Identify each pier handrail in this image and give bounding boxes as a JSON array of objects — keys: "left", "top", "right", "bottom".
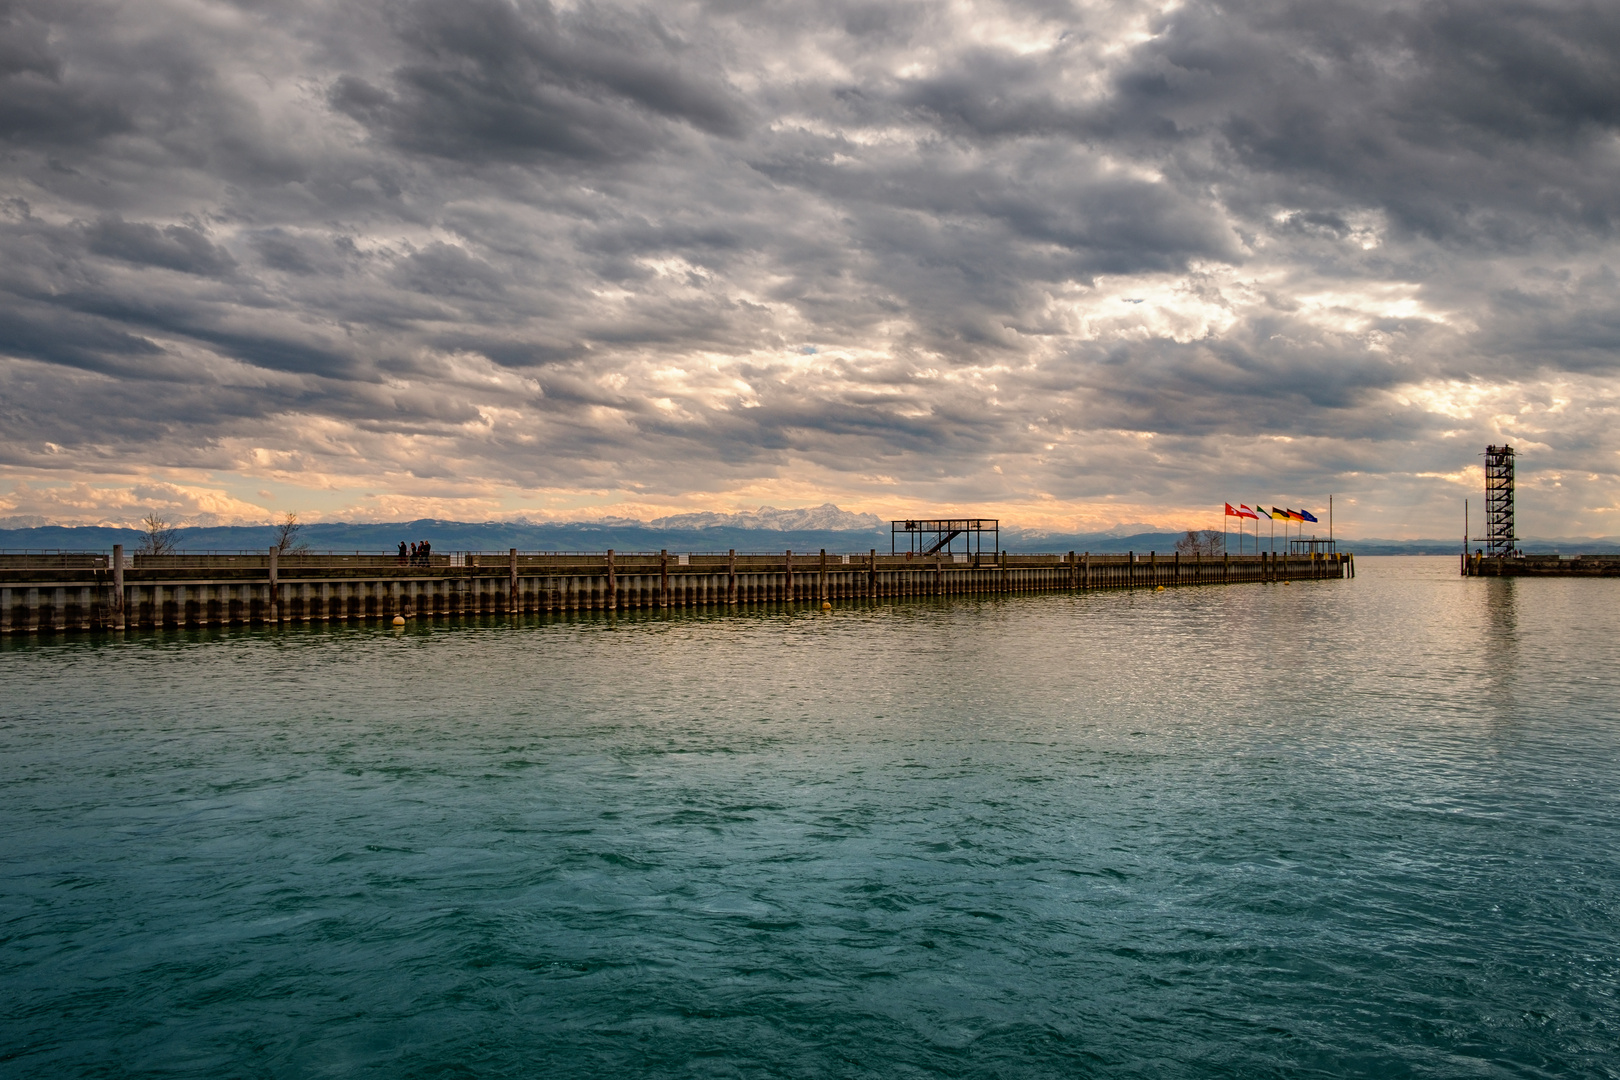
[
  {"left": 0, "top": 551, "right": 112, "bottom": 568},
  {"left": 0, "top": 548, "right": 1307, "bottom": 559},
  {"left": 0, "top": 548, "right": 1326, "bottom": 573}
]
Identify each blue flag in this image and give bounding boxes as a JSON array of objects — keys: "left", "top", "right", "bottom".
[{"left": 1300, "top": 509, "right": 1319, "bottom": 523}]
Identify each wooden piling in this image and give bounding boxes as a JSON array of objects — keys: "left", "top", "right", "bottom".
[
  {"left": 111, "top": 545, "right": 125, "bottom": 631},
  {"left": 267, "top": 545, "right": 279, "bottom": 623},
  {"left": 510, "top": 548, "right": 520, "bottom": 613}
]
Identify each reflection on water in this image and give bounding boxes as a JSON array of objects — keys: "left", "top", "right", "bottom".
[
  {"left": 1482, "top": 575, "right": 1519, "bottom": 641},
  {"left": 1, "top": 557, "right": 1618, "bottom": 1078},
  {"left": 1481, "top": 577, "right": 1520, "bottom": 719}
]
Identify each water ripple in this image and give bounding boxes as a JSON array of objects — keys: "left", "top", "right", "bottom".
[{"left": 1, "top": 559, "right": 1618, "bottom": 1077}]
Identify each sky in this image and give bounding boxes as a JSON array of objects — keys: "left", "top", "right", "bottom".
[{"left": 2, "top": 0, "right": 1619, "bottom": 538}]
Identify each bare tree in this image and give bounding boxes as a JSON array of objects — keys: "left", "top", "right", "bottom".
[
  {"left": 136, "top": 511, "right": 180, "bottom": 555},
  {"left": 273, "top": 511, "right": 310, "bottom": 555},
  {"left": 1174, "top": 529, "right": 1226, "bottom": 557}
]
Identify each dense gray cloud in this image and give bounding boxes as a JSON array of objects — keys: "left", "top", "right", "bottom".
[{"left": 2, "top": 0, "right": 1619, "bottom": 534}]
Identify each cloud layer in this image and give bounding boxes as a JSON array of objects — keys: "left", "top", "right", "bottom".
[{"left": 3, "top": 0, "right": 1620, "bottom": 536}]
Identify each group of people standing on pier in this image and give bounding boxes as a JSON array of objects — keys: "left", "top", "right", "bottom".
[{"left": 398, "top": 540, "right": 433, "bottom": 566}]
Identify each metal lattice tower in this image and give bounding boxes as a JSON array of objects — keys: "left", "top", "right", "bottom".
[{"left": 1483, "top": 445, "right": 1516, "bottom": 556}]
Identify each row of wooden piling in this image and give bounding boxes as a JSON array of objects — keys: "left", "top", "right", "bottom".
[{"left": 0, "top": 546, "right": 1354, "bottom": 633}]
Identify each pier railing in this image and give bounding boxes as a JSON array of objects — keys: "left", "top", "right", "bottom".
[{"left": 3, "top": 553, "right": 1328, "bottom": 579}]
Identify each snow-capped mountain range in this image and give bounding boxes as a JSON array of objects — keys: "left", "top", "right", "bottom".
[{"left": 645, "top": 504, "right": 885, "bottom": 532}]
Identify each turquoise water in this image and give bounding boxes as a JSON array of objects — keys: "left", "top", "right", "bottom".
[{"left": 1, "top": 556, "right": 1616, "bottom": 1078}]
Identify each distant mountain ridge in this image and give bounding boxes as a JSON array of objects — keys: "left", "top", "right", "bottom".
[{"left": 4, "top": 504, "right": 1618, "bottom": 555}]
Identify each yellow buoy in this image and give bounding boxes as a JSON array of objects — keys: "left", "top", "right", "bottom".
[
  {"left": 392, "top": 614, "right": 406, "bottom": 625},
  {"left": 1156, "top": 585, "right": 1165, "bottom": 591},
  {"left": 821, "top": 601, "right": 832, "bottom": 611},
  {"left": 1282, "top": 581, "right": 1291, "bottom": 586}
]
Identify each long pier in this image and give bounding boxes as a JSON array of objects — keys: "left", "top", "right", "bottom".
[{"left": 1, "top": 547, "right": 1354, "bottom": 634}]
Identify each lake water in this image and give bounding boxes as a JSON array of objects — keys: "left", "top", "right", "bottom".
[{"left": 2, "top": 556, "right": 1617, "bottom": 1078}]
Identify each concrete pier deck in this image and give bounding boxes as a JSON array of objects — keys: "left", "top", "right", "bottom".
[
  {"left": 1462, "top": 552, "right": 1620, "bottom": 576},
  {"left": 1, "top": 547, "right": 1354, "bottom": 634}
]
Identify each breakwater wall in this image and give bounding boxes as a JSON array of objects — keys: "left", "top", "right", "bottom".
[
  {"left": 1462, "top": 553, "right": 1620, "bottom": 576},
  {"left": 2, "top": 547, "right": 1354, "bottom": 634}
]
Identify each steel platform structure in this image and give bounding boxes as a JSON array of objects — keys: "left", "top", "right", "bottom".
[{"left": 891, "top": 518, "right": 998, "bottom": 559}]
